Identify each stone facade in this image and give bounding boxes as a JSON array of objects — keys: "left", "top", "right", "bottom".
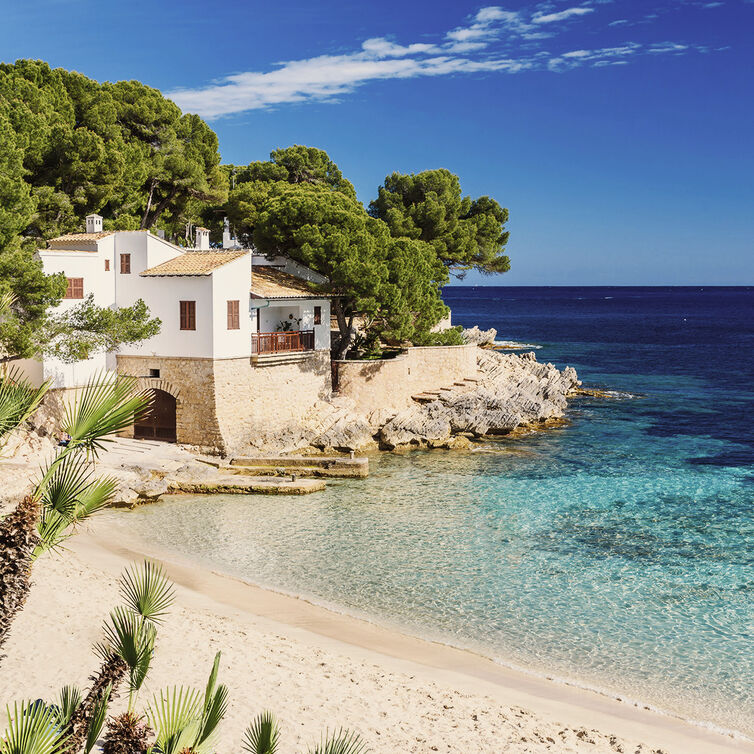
[
  {"left": 117, "top": 351, "right": 331, "bottom": 454},
  {"left": 333, "top": 344, "right": 479, "bottom": 417}
]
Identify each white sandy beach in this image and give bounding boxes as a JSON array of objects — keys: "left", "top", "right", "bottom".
[{"left": 1, "top": 518, "right": 752, "bottom": 754}]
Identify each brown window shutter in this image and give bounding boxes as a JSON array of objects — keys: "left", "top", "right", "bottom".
[
  {"left": 180, "top": 300, "right": 196, "bottom": 330},
  {"left": 64, "top": 277, "right": 84, "bottom": 299},
  {"left": 120, "top": 253, "right": 131, "bottom": 274},
  {"left": 227, "top": 300, "right": 240, "bottom": 330},
  {"left": 104, "top": 259, "right": 110, "bottom": 271}
]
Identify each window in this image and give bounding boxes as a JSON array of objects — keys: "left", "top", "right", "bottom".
[
  {"left": 227, "top": 300, "right": 240, "bottom": 330},
  {"left": 120, "top": 253, "right": 131, "bottom": 274},
  {"left": 313, "top": 305, "right": 322, "bottom": 325},
  {"left": 64, "top": 277, "right": 84, "bottom": 299},
  {"left": 104, "top": 259, "right": 110, "bottom": 271},
  {"left": 148, "top": 368, "right": 160, "bottom": 378},
  {"left": 179, "top": 300, "right": 196, "bottom": 331}
]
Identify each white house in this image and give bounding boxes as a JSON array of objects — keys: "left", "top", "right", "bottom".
[{"left": 22, "top": 215, "right": 333, "bottom": 452}]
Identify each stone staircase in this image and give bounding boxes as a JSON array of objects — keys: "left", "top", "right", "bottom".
[{"left": 411, "top": 376, "right": 480, "bottom": 404}]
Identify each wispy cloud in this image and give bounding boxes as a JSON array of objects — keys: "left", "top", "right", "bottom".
[{"left": 169, "top": 4, "right": 721, "bottom": 118}]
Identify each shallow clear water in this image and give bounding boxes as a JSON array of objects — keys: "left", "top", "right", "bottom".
[{"left": 110, "top": 287, "right": 754, "bottom": 738}]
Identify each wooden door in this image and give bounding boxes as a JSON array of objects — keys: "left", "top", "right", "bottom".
[{"left": 134, "top": 389, "right": 177, "bottom": 442}]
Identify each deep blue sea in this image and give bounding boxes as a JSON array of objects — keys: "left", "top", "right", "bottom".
[{"left": 111, "top": 287, "right": 754, "bottom": 738}]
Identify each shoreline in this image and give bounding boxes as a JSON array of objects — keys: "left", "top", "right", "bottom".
[{"left": 63, "top": 518, "right": 754, "bottom": 754}]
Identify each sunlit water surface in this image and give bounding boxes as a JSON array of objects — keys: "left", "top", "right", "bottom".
[{"left": 108, "top": 287, "right": 754, "bottom": 738}]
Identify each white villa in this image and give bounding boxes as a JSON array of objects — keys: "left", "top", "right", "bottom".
[{"left": 19, "top": 214, "right": 333, "bottom": 452}]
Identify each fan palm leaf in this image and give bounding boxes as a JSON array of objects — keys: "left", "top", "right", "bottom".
[
  {"left": 50, "top": 687, "right": 82, "bottom": 729},
  {"left": 145, "top": 687, "right": 202, "bottom": 754},
  {"left": 242, "top": 712, "right": 280, "bottom": 754},
  {"left": 119, "top": 561, "right": 176, "bottom": 625},
  {"left": 96, "top": 608, "right": 156, "bottom": 707},
  {"left": 193, "top": 652, "right": 228, "bottom": 752},
  {"left": 61, "top": 372, "right": 151, "bottom": 458},
  {"left": 83, "top": 684, "right": 111, "bottom": 754},
  {"left": 0, "top": 367, "right": 50, "bottom": 449},
  {"left": 0, "top": 701, "right": 68, "bottom": 754},
  {"left": 308, "top": 730, "right": 369, "bottom": 754}
]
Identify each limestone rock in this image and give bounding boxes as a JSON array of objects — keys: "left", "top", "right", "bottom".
[
  {"left": 132, "top": 477, "right": 169, "bottom": 500},
  {"left": 461, "top": 326, "right": 498, "bottom": 346}
]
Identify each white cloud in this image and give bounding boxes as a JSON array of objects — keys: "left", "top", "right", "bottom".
[
  {"left": 532, "top": 7, "right": 594, "bottom": 24},
  {"left": 167, "top": 4, "right": 719, "bottom": 118}
]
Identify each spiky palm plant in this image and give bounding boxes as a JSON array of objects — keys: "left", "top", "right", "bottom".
[
  {"left": 119, "top": 562, "right": 176, "bottom": 626},
  {"left": 145, "top": 653, "right": 228, "bottom": 754},
  {"left": 0, "top": 372, "right": 151, "bottom": 656},
  {"left": 101, "top": 713, "right": 152, "bottom": 754},
  {"left": 0, "top": 367, "right": 50, "bottom": 451},
  {"left": 242, "top": 712, "right": 280, "bottom": 754},
  {"left": 0, "top": 701, "right": 68, "bottom": 754},
  {"left": 308, "top": 730, "right": 369, "bottom": 754}
]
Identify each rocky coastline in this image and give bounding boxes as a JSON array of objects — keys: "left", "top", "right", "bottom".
[{"left": 1, "top": 329, "right": 580, "bottom": 508}]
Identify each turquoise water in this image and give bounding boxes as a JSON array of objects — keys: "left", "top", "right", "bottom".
[{"left": 111, "top": 288, "right": 754, "bottom": 738}]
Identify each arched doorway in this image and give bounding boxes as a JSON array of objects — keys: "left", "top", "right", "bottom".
[{"left": 134, "top": 389, "right": 177, "bottom": 442}]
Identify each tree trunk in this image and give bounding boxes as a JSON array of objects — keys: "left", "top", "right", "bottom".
[
  {"left": 67, "top": 655, "right": 128, "bottom": 754},
  {"left": 101, "top": 712, "right": 152, "bottom": 754},
  {"left": 0, "top": 495, "right": 41, "bottom": 659},
  {"left": 333, "top": 300, "right": 354, "bottom": 361},
  {"left": 140, "top": 180, "right": 157, "bottom": 230},
  {"left": 143, "top": 187, "right": 178, "bottom": 230}
]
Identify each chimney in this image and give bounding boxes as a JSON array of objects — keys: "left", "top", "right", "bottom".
[
  {"left": 86, "top": 214, "right": 103, "bottom": 234},
  {"left": 222, "top": 217, "right": 233, "bottom": 249},
  {"left": 195, "top": 227, "right": 210, "bottom": 250}
]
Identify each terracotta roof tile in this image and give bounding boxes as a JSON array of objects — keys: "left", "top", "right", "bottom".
[
  {"left": 251, "top": 266, "right": 328, "bottom": 299},
  {"left": 48, "top": 232, "right": 115, "bottom": 243},
  {"left": 141, "top": 251, "right": 248, "bottom": 276}
]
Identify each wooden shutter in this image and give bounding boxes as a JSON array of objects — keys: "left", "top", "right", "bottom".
[
  {"left": 314, "top": 305, "right": 322, "bottom": 325},
  {"left": 227, "top": 300, "right": 240, "bottom": 330},
  {"left": 64, "top": 277, "right": 84, "bottom": 299},
  {"left": 180, "top": 300, "right": 196, "bottom": 330},
  {"left": 104, "top": 259, "right": 110, "bottom": 271},
  {"left": 120, "top": 253, "right": 131, "bottom": 274}
]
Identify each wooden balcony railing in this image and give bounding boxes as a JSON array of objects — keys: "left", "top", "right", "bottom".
[{"left": 252, "top": 330, "right": 315, "bottom": 355}]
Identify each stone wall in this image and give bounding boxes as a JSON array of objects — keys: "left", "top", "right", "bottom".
[
  {"left": 334, "top": 344, "right": 479, "bottom": 417},
  {"left": 117, "top": 351, "right": 331, "bottom": 454}
]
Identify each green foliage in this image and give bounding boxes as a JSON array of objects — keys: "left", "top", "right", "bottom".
[
  {"left": 46, "top": 296, "right": 161, "bottom": 363},
  {"left": 0, "top": 367, "right": 50, "bottom": 449},
  {"left": 369, "top": 168, "right": 510, "bottom": 274},
  {"left": 60, "top": 372, "right": 151, "bottom": 457},
  {"left": 0, "top": 60, "right": 225, "bottom": 245},
  {"left": 411, "top": 325, "right": 465, "bottom": 347},
  {"left": 242, "top": 712, "right": 280, "bottom": 754},
  {"left": 50, "top": 687, "right": 82, "bottom": 730},
  {"left": 84, "top": 684, "right": 111, "bottom": 754},
  {"left": 146, "top": 654, "right": 228, "bottom": 754},
  {"left": 0, "top": 702, "right": 68, "bottom": 754},
  {"left": 119, "top": 561, "right": 176, "bottom": 626},
  {"left": 309, "top": 730, "right": 369, "bottom": 754}
]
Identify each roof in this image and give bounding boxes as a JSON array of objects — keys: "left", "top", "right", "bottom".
[
  {"left": 48, "top": 232, "right": 115, "bottom": 243},
  {"left": 251, "top": 266, "right": 328, "bottom": 299},
  {"left": 140, "top": 251, "right": 248, "bottom": 277},
  {"left": 40, "top": 248, "right": 98, "bottom": 254}
]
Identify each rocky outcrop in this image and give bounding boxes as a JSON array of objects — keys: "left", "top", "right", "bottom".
[
  {"left": 379, "top": 350, "right": 579, "bottom": 450},
  {"left": 461, "top": 326, "right": 498, "bottom": 346}
]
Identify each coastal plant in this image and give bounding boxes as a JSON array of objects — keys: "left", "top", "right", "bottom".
[
  {"left": 0, "top": 701, "right": 68, "bottom": 754},
  {"left": 145, "top": 652, "right": 228, "bottom": 754},
  {"left": 0, "top": 372, "right": 151, "bottom": 655},
  {"left": 242, "top": 711, "right": 280, "bottom": 754},
  {"left": 0, "top": 367, "right": 50, "bottom": 451},
  {"left": 101, "top": 712, "right": 152, "bottom": 754},
  {"left": 308, "top": 730, "right": 369, "bottom": 754}
]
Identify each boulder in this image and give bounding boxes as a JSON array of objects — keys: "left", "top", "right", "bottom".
[{"left": 461, "top": 326, "right": 498, "bottom": 346}]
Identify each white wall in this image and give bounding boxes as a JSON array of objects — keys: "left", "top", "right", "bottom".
[
  {"left": 254, "top": 298, "right": 330, "bottom": 350},
  {"left": 211, "top": 254, "right": 252, "bottom": 359}
]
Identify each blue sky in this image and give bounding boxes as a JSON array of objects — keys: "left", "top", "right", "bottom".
[{"left": 2, "top": 0, "right": 752, "bottom": 284}]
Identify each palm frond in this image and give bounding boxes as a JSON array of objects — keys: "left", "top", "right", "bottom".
[
  {"left": 145, "top": 687, "right": 202, "bottom": 754},
  {"left": 193, "top": 652, "right": 228, "bottom": 752},
  {"left": 0, "top": 701, "right": 68, "bottom": 754},
  {"left": 50, "top": 687, "right": 81, "bottom": 728},
  {"left": 0, "top": 290, "right": 15, "bottom": 317},
  {"left": 309, "top": 730, "right": 369, "bottom": 754},
  {"left": 62, "top": 372, "right": 151, "bottom": 457},
  {"left": 96, "top": 607, "right": 156, "bottom": 704},
  {"left": 119, "top": 561, "right": 176, "bottom": 625},
  {"left": 83, "top": 683, "right": 111, "bottom": 754},
  {"left": 242, "top": 712, "right": 280, "bottom": 754},
  {"left": 34, "top": 454, "right": 118, "bottom": 556},
  {"left": 0, "top": 368, "right": 50, "bottom": 449}
]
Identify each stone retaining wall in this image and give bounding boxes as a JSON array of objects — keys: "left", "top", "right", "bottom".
[
  {"left": 334, "top": 344, "right": 479, "bottom": 417},
  {"left": 117, "top": 351, "right": 331, "bottom": 453}
]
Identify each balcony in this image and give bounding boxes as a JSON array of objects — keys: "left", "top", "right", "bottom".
[{"left": 252, "top": 329, "right": 315, "bottom": 355}]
